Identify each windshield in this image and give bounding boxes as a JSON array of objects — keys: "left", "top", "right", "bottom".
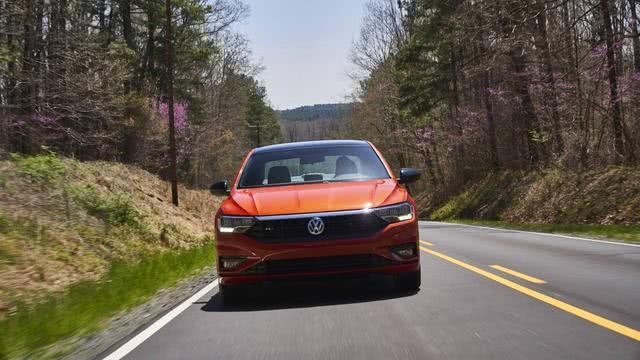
[{"left": 237, "top": 145, "right": 390, "bottom": 188}]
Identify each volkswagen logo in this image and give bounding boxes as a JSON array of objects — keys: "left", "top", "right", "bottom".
[{"left": 307, "top": 217, "right": 325, "bottom": 235}]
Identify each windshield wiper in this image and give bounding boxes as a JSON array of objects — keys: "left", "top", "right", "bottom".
[{"left": 238, "top": 178, "right": 380, "bottom": 189}]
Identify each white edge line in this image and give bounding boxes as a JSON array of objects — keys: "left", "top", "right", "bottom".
[
  {"left": 103, "top": 279, "right": 219, "bottom": 360},
  {"left": 421, "top": 221, "right": 640, "bottom": 248}
]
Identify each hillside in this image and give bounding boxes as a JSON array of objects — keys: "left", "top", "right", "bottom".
[
  {"left": 277, "top": 103, "right": 352, "bottom": 122},
  {"left": 0, "top": 154, "right": 220, "bottom": 358},
  {"left": 417, "top": 167, "right": 640, "bottom": 241},
  {"left": 277, "top": 103, "right": 353, "bottom": 142}
]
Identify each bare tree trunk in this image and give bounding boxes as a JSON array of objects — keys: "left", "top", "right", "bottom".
[
  {"left": 509, "top": 47, "right": 546, "bottom": 167},
  {"left": 600, "top": 0, "right": 626, "bottom": 164},
  {"left": 628, "top": 0, "right": 640, "bottom": 162},
  {"left": 34, "top": 0, "right": 44, "bottom": 110},
  {"left": 142, "top": 10, "right": 157, "bottom": 84},
  {"left": 449, "top": 48, "right": 466, "bottom": 183},
  {"left": 21, "top": 0, "right": 35, "bottom": 112},
  {"left": 105, "top": 1, "right": 114, "bottom": 45},
  {"left": 612, "top": 0, "right": 625, "bottom": 76},
  {"left": 481, "top": 71, "right": 499, "bottom": 170},
  {"left": 0, "top": 0, "right": 10, "bottom": 150},
  {"left": 562, "top": 0, "right": 576, "bottom": 77},
  {"left": 4, "top": 0, "right": 17, "bottom": 107},
  {"left": 534, "top": 1, "right": 564, "bottom": 157},
  {"left": 165, "top": 0, "right": 179, "bottom": 206},
  {"left": 419, "top": 144, "right": 438, "bottom": 186},
  {"left": 120, "top": 0, "right": 135, "bottom": 50},
  {"left": 630, "top": 0, "right": 640, "bottom": 72},
  {"left": 498, "top": 0, "right": 546, "bottom": 167},
  {"left": 98, "top": 0, "right": 106, "bottom": 30},
  {"left": 430, "top": 133, "right": 443, "bottom": 185},
  {"left": 569, "top": 0, "right": 589, "bottom": 169},
  {"left": 474, "top": 13, "right": 499, "bottom": 170}
]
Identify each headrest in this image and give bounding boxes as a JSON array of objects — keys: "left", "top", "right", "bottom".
[
  {"left": 335, "top": 156, "right": 357, "bottom": 176},
  {"left": 267, "top": 166, "right": 291, "bottom": 184}
]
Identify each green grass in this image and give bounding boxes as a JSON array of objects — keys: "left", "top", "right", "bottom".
[
  {"left": 428, "top": 171, "right": 519, "bottom": 221},
  {"left": 10, "top": 153, "right": 67, "bottom": 185},
  {"left": 70, "top": 184, "right": 144, "bottom": 228},
  {"left": 445, "top": 219, "right": 640, "bottom": 244},
  {"left": 0, "top": 243, "right": 216, "bottom": 359}
]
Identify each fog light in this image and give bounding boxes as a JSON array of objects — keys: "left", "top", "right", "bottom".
[
  {"left": 392, "top": 243, "right": 417, "bottom": 258},
  {"left": 220, "top": 257, "right": 245, "bottom": 270}
]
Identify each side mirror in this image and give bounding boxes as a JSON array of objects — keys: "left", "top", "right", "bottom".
[
  {"left": 209, "top": 180, "right": 229, "bottom": 195},
  {"left": 398, "top": 168, "right": 420, "bottom": 185}
]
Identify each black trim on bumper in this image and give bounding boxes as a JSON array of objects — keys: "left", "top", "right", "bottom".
[{"left": 240, "top": 254, "right": 396, "bottom": 275}]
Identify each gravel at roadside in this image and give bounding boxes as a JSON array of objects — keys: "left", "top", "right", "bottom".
[{"left": 49, "top": 270, "right": 217, "bottom": 360}]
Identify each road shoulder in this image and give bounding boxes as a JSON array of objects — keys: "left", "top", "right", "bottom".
[{"left": 56, "top": 271, "right": 217, "bottom": 360}]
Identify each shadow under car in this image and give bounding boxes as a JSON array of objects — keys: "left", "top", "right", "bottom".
[{"left": 199, "top": 274, "right": 419, "bottom": 312}]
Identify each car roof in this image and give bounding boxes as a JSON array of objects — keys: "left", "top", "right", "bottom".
[{"left": 252, "top": 140, "right": 370, "bottom": 154}]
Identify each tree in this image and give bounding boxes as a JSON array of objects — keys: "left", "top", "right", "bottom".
[
  {"left": 630, "top": 0, "right": 640, "bottom": 72},
  {"left": 0, "top": 0, "right": 270, "bottom": 191},
  {"left": 165, "top": 0, "right": 178, "bottom": 205},
  {"left": 600, "top": 0, "right": 626, "bottom": 164},
  {"left": 533, "top": 0, "right": 564, "bottom": 156},
  {"left": 348, "top": 0, "right": 639, "bottom": 204},
  {"left": 351, "top": 0, "right": 406, "bottom": 75},
  {"left": 246, "top": 79, "right": 281, "bottom": 148}
]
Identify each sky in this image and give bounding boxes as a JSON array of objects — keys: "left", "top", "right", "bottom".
[{"left": 236, "top": 0, "right": 368, "bottom": 110}]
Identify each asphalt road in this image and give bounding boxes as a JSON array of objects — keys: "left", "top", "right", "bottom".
[{"left": 119, "top": 222, "right": 640, "bottom": 360}]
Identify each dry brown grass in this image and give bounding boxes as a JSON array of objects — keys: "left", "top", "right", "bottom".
[
  {"left": 424, "top": 166, "right": 640, "bottom": 225},
  {"left": 502, "top": 167, "right": 640, "bottom": 224},
  {"left": 74, "top": 161, "right": 218, "bottom": 241},
  {"left": 0, "top": 156, "right": 221, "bottom": 316}
]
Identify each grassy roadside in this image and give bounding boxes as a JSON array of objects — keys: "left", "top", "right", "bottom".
[
  {"left": 443, "top": 219, "right": 640, "bottom": 244},
  {"left": 0, "top": 243, "right": 216, "bottom": 359},
  {"left": 0, "top": 153, "right": 221, "bottom": 359}
]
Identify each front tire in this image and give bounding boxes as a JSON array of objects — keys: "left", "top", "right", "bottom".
[{"left": 395, "top": 269, "right": 421, "bottom": 292}]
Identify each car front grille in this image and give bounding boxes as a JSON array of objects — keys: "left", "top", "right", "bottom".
[
  {"left": 245, "top": 212, "right": 387, "bottom": 243},
  {"left": 241, "top": 254, "right": 394, "bottom": 275}
]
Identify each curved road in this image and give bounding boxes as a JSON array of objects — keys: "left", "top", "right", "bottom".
[{"left": 109, "top": 222, "right": 640, "bottom": 359}]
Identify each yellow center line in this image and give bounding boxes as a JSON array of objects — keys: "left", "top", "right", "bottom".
[
  {"left": 490, "top": 265, "right": 547, "bottom": 284},
  {"left": 419, "top": 240, "right": 434, "bottom": 246},
  {"left": 419, "top": 246, "right": 640, "bottom": 342}
]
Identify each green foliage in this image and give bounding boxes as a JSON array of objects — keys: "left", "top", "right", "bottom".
[
  {"left": 430, "top": 172, "right": 518, "bottom": 220},
  {"left": 529, "top": 129, "right": 551, "bottom": 144},
  {"left": 0, "top": 212, "right": 9, "bottom": 234},
  {"left": 0, "top": 46, "right": 14, "bottom": 65},
  {"left": 0, "top": 243, "right": 216, "bottom": 359},
  {"left": 107, "top": 40, "right": 138, "bottom": 66},
  {"left": 0, "top": 213, "right": 43, "bottom": 243},
  {"left": 246, "top": 78, "right": 282, "bottom": 146},
  {"left": 11, "top": 153, "right": 67, "bottom": 185},
  {"left": 70, "top": 185, "right": 144, "bottom": 228},
  {"left": 430, "top": 190, "right": 474, "bottom": 220},
  {"left": 395, "top": 1, "right": 460, "bottom": 118},
  {"left": 0, "top": 214, "right": 20, "bottom": 265}
]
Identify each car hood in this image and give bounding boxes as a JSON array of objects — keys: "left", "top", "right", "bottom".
[{"left": 228, "top": 179, "right": 406, "bottom": 216}]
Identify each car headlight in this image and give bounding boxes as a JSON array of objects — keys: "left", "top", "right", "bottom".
[
  {"left": 372, "top": 202, "right": 414, "bottom": 223},
  {"left": 217, "top": 216, "right": 255, "bottom": 233}
]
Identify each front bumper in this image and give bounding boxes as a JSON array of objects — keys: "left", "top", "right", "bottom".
[{"left": 215, "top": 216, "right": 419, "bottom": 285}]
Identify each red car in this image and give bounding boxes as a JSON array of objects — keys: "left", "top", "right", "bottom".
[{"left": 210, "top": 140, "right": 421, "bottom": 301}]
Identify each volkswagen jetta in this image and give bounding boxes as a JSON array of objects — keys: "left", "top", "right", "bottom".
[{"left": 210, "top": 140, "right": 421, "bottom": 301}]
